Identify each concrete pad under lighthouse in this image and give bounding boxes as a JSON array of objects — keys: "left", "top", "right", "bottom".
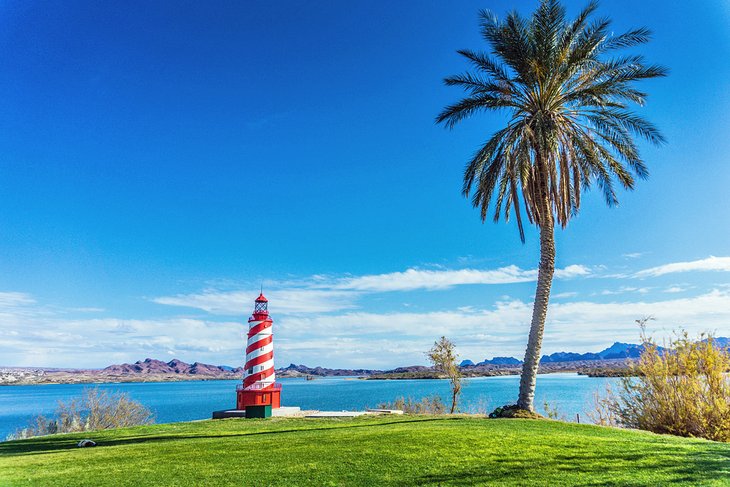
[{"left": 212, "top": 407, "right": 303, "bottom": 419}]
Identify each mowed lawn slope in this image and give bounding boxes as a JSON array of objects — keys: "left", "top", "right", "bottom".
[{"left": 1, "top": 416, "right": 729, "bottom": 486}]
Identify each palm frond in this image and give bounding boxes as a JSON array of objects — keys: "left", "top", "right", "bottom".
[
  {"left": 603, "top": 27, "right": 653, "bottom": 50},
  {"left": 435, "top": 94, "right": 513, "bottom": 129},
  {"left": 438, "top": 0, "right": 666, "bottom": 238}
]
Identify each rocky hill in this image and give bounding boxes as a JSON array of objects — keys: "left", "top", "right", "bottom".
[
  {"left": 461, "top": 340, "right": 693, "bottom": 366},
  {"left": 1, "top": 359, "right": 245, "bottom": 385},
  {"left": 277, "top": 363, "right": 383, "bottom": 377},
  {"left": 101, "top": 358, "right": 241, "bottom": 377},
  {"left": 480, "top": 356, "right": 522, "bottom": 365}
]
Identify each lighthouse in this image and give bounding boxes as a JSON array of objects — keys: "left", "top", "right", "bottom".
[{"left": 236, "top": 293, "right": 281, "bottom": 418}]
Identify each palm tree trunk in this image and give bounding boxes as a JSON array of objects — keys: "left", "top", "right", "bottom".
[{"left": 517, "top": 168, "right": 556, "bottom": 412}]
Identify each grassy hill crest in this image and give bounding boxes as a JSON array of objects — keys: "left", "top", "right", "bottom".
[{"left": 2, "top": 415, "right": 728, "bottom": 486}]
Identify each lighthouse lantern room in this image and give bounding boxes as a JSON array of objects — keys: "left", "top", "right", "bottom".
[{"left": 236, "top": 293, "right": 281, "bottom": 418}]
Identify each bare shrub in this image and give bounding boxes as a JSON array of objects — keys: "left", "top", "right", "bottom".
[
  {"left": 378, "top": 395, "right": 447, "bottom": 414},
  {"left": 594, "top": 325, "right": 730, "bottom": 442},
  {"left": 464, "top": 396, "right": 491, "bottom": 415},
  {"left": 542, "top": 400, "right": 566, "bottom": 421},
  {"left": 9, "top": 388, "right": 154, "bottom": 440},
  {"left": 427, "top": 336, "right": 462, "bottom": 413},
  {"left": 587, "top": 386, "right": 620, "bottom": 427}
]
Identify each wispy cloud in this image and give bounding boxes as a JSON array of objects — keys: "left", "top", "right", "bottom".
[
  {"left": 0, "top": 293, "right": 246, "bottom": 367},
  {"left": 635, "top": 256, "right": 730, "bottom": 278},
  {"left": 6, "top": 256, "right": 730, "bottom": 368},
  {"left": 622, "top": 252, "right": 645, "bottom": 259},
  {"left": 600, "top": 286, "right": 650, "bottom": 296},
  {"left": 153, "top": 264, "right": 592, "bottom": 315},
  {"left": 153, "top": 288, "right": 357, "bottom": 315},
  {"left": 4, "top": 284, "right": 730, "bottom": 368},
  {"left": 331, "top": 264, "right": 590, "bottom": 293},
  {"left": 552, "top": 291, "right": 578, "bottom": 299},
  {"left": 0, "top": 291, "right": 35, "bottom": 308},
  {"left": 272, "top": 289, "right": 730, "bottom": 366},
  {"left": 333, "top": 266, "right": 533, "bottom": 292}
]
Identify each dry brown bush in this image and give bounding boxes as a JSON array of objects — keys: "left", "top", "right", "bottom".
[
  {"left": 377, "top": 395, "right": 447, "bottom": 414},
  {"left": 9, "top": 388, "right": 154, "bottom": 440},
  {"left": 591, "top": 325, "right": 730, "bottom": 442}
]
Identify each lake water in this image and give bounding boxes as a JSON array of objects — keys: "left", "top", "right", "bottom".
[{"left": 0, "top": 373, "right": 616, "bottom": 440}]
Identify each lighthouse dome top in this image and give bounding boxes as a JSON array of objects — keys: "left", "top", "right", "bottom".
[{"left": 255, "top": 293, "right": 268, "bottom": 303}]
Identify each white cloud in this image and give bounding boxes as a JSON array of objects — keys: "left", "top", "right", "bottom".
[
  {"left": 0, "top": 292, "right": 35, "bottom": 307},
  {"left": 332, "top": 264, "right": 590, "bottom": 292},
  {"left": 3, "top": 286, "right": 730, "bottom": 369},
  {"left": 271, "top": 289, "right": 730, "bottom": 367},
  {"left": 153, "top": 264, "right": 592, "bottom": 316},
  {"left": 552, "top": 292, "right": 578, "bottom": 299},
  {"left": 554, "top": 265, "right": 592, "bottom": 278},
  {"left": 153, "top": 288, "right": 357, "bottom": 315},
  {"left": 635, "top": 256, "right": 730, "bottom": 278},
  {"left": 600, "top": 286, "right": 650, "bottom": 296},
  {"left": 333, "top": 266, "right": 535, "bottom": 292},
  {"left": 6, "top": 255, "right": 730, "bottom": 369},
  {"left": 541, "top": 290, "right": 730, "bottom": 348},
  {"left": 622, "top": 252, "right": 644, "bottom": 259},
  {"left": 0, "top": 317, "right": 245, "bottom": 369}
]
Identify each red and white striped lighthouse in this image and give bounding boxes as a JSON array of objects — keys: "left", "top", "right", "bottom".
[
  {"left": 236, "top": 293, "right": 281, "bottom": 413},
  {"left": 244, "top": 293, "right": 276, "bottom": 388}
]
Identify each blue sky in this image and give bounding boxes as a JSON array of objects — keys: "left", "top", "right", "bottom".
[{"left": 0, "top": 1, "right": 729, "bottom": 368}]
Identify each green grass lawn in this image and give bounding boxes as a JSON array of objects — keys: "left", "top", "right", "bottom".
[{"left": 1, "top": 415, "right": 728, "bottom": 486}]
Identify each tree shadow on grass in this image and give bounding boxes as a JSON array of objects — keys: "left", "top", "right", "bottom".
[
  {"left": 416, "top": 440, "right": 730, "bottom": 486},
  {"left": 0, "top": 416, "right": 455, "bottom": 457}
]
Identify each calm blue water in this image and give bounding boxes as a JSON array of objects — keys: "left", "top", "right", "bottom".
[{"left": 0, "top": 373, "right": 615, "bottom": 439}]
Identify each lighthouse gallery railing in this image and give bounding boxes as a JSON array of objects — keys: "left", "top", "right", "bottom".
[{"left": 236, "top": 382, "right": 282, "bottom": 392}]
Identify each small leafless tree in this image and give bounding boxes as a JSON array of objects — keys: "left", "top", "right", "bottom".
[{"left": 428, "top": 336, "right": 462, "bottom": 414}]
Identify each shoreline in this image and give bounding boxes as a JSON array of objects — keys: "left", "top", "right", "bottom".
[
  {"left": 1, "top": 369, "right": 633, "bottom": 387},
  {"left": 1, "top": 357, "right": 635, "bottom": 386},
  {"left": 0, "top": 374, "right": 243, "bottom": 387}
]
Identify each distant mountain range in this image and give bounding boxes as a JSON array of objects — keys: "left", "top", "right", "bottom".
[
  {"left": 100, "top": 360, "right": 385, "bottom": 378},
  {"left": 707, "top": 337, "right": 730, "bottom": 348},
  {"left": 278, "top": 363, "right": 383, "bottom": 377},
  {"left": 102, "top": 337, "right": 730, "bottom": 377},
  {"left": 5, "top": 337, "right": 728, "bottom": 386},
  {"left": 460, "top": 337, "right": 729, "bottom": 367},
  {"left": 101, "top": 358, "right": 242, "bottom": 377}
]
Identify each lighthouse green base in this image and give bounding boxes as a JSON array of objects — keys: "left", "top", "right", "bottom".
[{"left": 245, "top": 405, "right": 272, "bottom": 418}]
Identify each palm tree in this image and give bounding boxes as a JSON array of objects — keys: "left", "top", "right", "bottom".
[{"left": 436, "top": 0, "right": 666, "bottom": 412}]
